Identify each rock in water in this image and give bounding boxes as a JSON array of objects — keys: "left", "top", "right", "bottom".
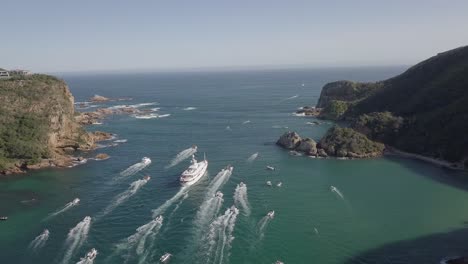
[
  {"left": 276, "top": 131, "right": 302, "bottom": 149},
  {"left": 296, "top": 137, "right": 317, "bottom": 155},
  {"left": 95, "top": 153, "right": 110, "bottom": 160},
  {"left": 90, "top": 94, "right": 110, "bottom": 102}
]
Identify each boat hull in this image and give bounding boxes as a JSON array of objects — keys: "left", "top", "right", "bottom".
[{"left": 180, "top": 161, "right": 208, "bottom": 186}]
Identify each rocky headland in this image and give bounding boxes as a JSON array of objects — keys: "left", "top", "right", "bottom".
[
  {"left": 0, "top": 74, "right": 113, "bottom": 175},
  {"left": 289, "top": 45, "right": 468, "bottom": 169}
]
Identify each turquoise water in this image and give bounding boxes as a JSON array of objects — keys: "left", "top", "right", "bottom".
[{"left": 1, "top": 68, "right": 468, "bottom": 264}]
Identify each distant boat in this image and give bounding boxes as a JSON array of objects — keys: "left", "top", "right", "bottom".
[
  {"left": 276, "top": 182, "right": 282, "bottom": 187},
  {"left": 0, "top": 216, "right": 7, "bottom": 221},
  {"left": 266, "top": 166, "right": 275, "bottom": 171},
  {"left": 266, "top": 181, "right": 272, "bottom": 186},
  {"left": 160, "top": 252, "right": 172, "bottom": 263},
  {"left": 267, "top": 210, "right": 275, "bottom": 218}
]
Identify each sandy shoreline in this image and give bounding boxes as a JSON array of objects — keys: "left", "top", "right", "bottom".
[{"left": 385, "top": 147, "right": 466, "bottom": 171}]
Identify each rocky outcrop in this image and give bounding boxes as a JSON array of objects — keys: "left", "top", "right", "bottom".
[
  {"left": 0, "top": 74, "right": 112, "bottom": 174},
  {"left": 95, "top": 153, "right": 110, "bottom": 160},
  {"left": 296, "top": 138, "right": 317, "bottom": 155},
  {"left": 295, "top": 106, "right": 321, "bottom": 116},
  {"left": 90, "top": 94, "right": 110, "bottom": 102},
  {"left": 277, "top": 129, "right": 383, "bottom": 158},
  {"left": 276, "top": 131, "right": 302, "bottom": 149}
]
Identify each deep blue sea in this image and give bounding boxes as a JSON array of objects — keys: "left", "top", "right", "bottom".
[{"left": 1, "top": 67, "right": 468, "bottom": 264}]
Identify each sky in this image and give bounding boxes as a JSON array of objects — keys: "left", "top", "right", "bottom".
[{"left": 2, "top": 0, "right": 468, "bottom": 73}]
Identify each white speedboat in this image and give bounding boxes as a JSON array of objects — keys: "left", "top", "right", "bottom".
[
  {"left": 192, "top": 145, "right": 198, "bottom": 151},
  {"left": 84, "top": 216, "right": 92, "bottom": 223},
  {"left": 277, "top": 182, "right": 282, "bottom": 187},
  {"left": 142, "top": 157, "right": 152, "bottom": 165},
  {"left": 72, "top": 198, "right": 80, "bottom": 205},
  {"left": 86, "top": 248, "right": 98, "bottom": 261},
  {"left": 160, "top": 252, "right": 172, "bottom": 263},
  {"left": 239, "top": 181, "right": 246, "bottom": 187},
  {"left": 43, "top": 229, "right": 50, "bottom": 236},
  {"left": 266, "top": 166, "right": 275, "bottom": 171},
  {"left": 330, "top": 186, "right": 337, "bottom": 192},
  {"left": 179, "top": 155, "right": 208, "bottom": 186},
  {"left": 440, "top": 256, "right": 467, "bottom": 264},
  {"left": 267, "top": 210, "right": 275, "bottom": 218},
  {"left": 275, "top": 261, "right": 285, "bottom": 264},
  {"left": 230, "top": 205, "right": 239, "bottom": 214},
  {"left": 215, "top": 191, "right": 224, "bottom": 198},
  {"left": 155, "top": 215, "right": 163, "bottom": 224},
  {"left": 266, "top": 181, "right": 272, "bottom": 186},
  {"left": 224, "top": 164, "right": 234, "bottom": 173}
]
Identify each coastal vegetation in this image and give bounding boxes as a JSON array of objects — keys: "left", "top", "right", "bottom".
[{"left": 311, "top": 46, "right": 468, "bottom": 167}]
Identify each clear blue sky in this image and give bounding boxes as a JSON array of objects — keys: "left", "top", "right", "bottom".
[{"left": 3, "top": 0, "right": 468, "bottom": 72}]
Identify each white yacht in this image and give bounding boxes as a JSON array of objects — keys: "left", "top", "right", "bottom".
[
  {"left": 72, "top": 198, "right": 80, "bottom": 205},
  {"left": 86, "top": 248, "right": 98, "bottom": 261},
  {"left": 179, "top": 155, "right": 208, "bottom": 186},
  {"left": 267, "top": 210, "right": 275, "bottom": 218},
  {"left": 266, "top": 181, "right": 272, "bottom": 186},
  {"left": 142, "top": 157, "right": 152, "bottom": 165},
  {"left": 215, "top": 191, "right": 224, "bottom": 198},
  {"left": 266, "top": 166, "right": 275, "bottom": 171},
  {"left": 160, "top": 252, "right": 172, "bottom": 263}
]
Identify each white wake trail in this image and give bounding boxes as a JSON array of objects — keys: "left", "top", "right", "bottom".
[
  {"left": 166, "top": 147, "right": 198, "bottom": 169},
  {"left": 234, "top": 183, "right": 251, "bottom": 216},
  {"left": 203, "top": 206, "right": 240, "bottom": 264},
  {"left": 76, "top": 248, "right": 97, "bottom": 264},
  {"left": 61, "top": 216, "right": 92, "bottom": 264},
  {"left": 100, "top": 179, "right": 149, "bottom": 217},
  {"left": 29, "top": 229, "right": 50, "bottom": 251},
  {"left": 257, "top": 216, "right": 272, "bottom": 240},
  {"left": 282, "top": 94, "right": 299, "bottom": 101},
  {"left": 247, "top": 152, "right": 259, "bottom": 162},
  {"left": 113, "top": 217, "right": 163, "bottom": 264},
  {"left": 119, "top": 159, "right": 151, "bottom": 177},
  {"left": 331, "top": 186, "right": 345, "bottom": 199},
  {"left": 152, "top": 187, "right": 189, "bottom": 218},
  {"left": 46, "top": 198, "right": 80, "bottom": 220}
]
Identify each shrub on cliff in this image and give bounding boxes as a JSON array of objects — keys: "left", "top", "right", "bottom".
[
  {"left": 352, "top": 112, "right": 404, "bottom": 144},
  {"left": 319, "top": 126, "right": 385, "bottom": 158}
]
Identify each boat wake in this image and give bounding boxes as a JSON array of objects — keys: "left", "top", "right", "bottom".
[
  {"left": 242, "top": 120, "right": 251, "bottom": 125},
  {"left": 119, "top": 158, "right": 151, "bottom": 177},
  {"left": 330, "top": 186, "right": 344, "bottom": 199},
  {"left": 61, "top": 216, "right": 92, "bottom": 264},
  {"left": 247, "top": 152, "right": 259, "bottom": 162},
  {"left": 114, "top": 139, "right": 128, "bottom": 143},
  {"left": 183, "top": 107, "right": 197, "bottom": 111},
  {"left": 257, "top": 215, "right": 272, "bottom": 240},
  {"left": 45, "top": 198, "right": 80, "bottom": 220},
  {"left": 29, "top": 229, "right": 50, "bottom": 251},
  {"left": 201, "top": 206, "right": 240, "bottom": 264},
  {"left": 165, "top": 146, "right": 197, "bottom": 169},
  {"left": 234, "top": 183, "right": 251, "bottom": 216},
  {"left": 152, "top": 187, "right": 190, "bottom": 218},
  {"left": 99, "top": 179, "right": 149, "bottom": 218},
  {"left": 113, "top": 216, "right": 163, "bottom": 263},
  {"left": 282, "top": 94, "right": 299, "bottom": 101}
]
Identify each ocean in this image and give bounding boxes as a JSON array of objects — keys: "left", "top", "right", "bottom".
[{"left": 1, "top": 67, "right": 468, "bottom": 264}]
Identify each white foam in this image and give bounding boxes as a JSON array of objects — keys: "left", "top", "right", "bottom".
[
  {"left": 61, "top": 217, "right": 91, "bottom": 264},
  {"left": 152, "top": 187, "right": 190, "bottom": 218},
  {"left": 29, "top": 229, "right": 50, "bottom": 251},
  {"left": 45, "top": 198, "right": 80, "bottom": 220},
  {"left": 99, "top": 179, "right": 149, "bottom": 217},
  {"left": 283, "top": 94, "right": 299, "bottom": 101},
  {"left": 76, "top": 248, "right": 97, "bottom": 264},
  {"left": 242, "top": 120, "right": 251, "bottom": 124},
  {"left": 331, "top": 186, "right": 345, "bottom": 199},
  {"left": 292, "top": 112, "right": 306, "bottom": 117},
  {"left": 113, "top": 139, "right": 128, "bottom": 143},
  {"left": 234, "top": 183, "right": 251, "bottom": 216},
  {"left": 183, "top": 107, "right": 197, "bottom": 111},
  {"left": 257, "top": 215, "right": 272, "bottom": 241},
  {"left": 247, "top": 152, "right": 259, "bottom": 162},
  {"left": 166, "top": 146, "right": 197, "bottom": 169},
  {"left": 119, "top": 159, "right": 151, "bottom": 177}
]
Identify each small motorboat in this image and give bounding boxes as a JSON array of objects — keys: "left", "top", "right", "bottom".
[
  {"left": 267, "top": 210, "right": 275, "bottom": 219},
  {"left": 330, "top": 186, "right": 337, "bottom": 192},
  {"left": 276, "top": 182, "right": 282, "bottom": 187},
  {"left": 72, "top": 198, "right": 80, "bottom": 205},
  {"left": 266, "top": 166, "right": 275, "bottom": 171},
  {"left": 155, "top": 215, "right": 164, "bottom": 223},
  {"left": 142, "top": 157, "right": 152, "bottom": 165},
  {"left": 192, "top": 145, "right": 198, "bottom": 151},
  {"left": 229, "top": 205, "right": 239, "bottom": 214},
  {"left": 160, "top": 252, "right": 172, "bottom": 263},
  {"left": 143, "top": 175, "right": 151, "bottom": 181},
  {"left": 239, "top": 181, "right": 246, "bottom": 187},
  {"left": 225, "top": 164, "right": 234, "bottom": 172},
  {"left": 86, "top": 248, "right": 98, "bottom": 261},
  {"left": 266, "top": 181, "right": 272, "bottom": 186},
  {"left": 275, "top": 261, "right": 285, "bottom": 264},
  {"left": 215, "top": 191, "right": 224, "bottom": 198},
  {"left": 0, "top": 216, "right": 8, "bottom": 221}
]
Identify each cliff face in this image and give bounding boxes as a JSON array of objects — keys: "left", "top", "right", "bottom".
[
  {"left": 315, "top": 45, "right": 468, "bottom": 167},
  {"left": 0, "top": 74, "right": 95, "bottom": 173}
]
